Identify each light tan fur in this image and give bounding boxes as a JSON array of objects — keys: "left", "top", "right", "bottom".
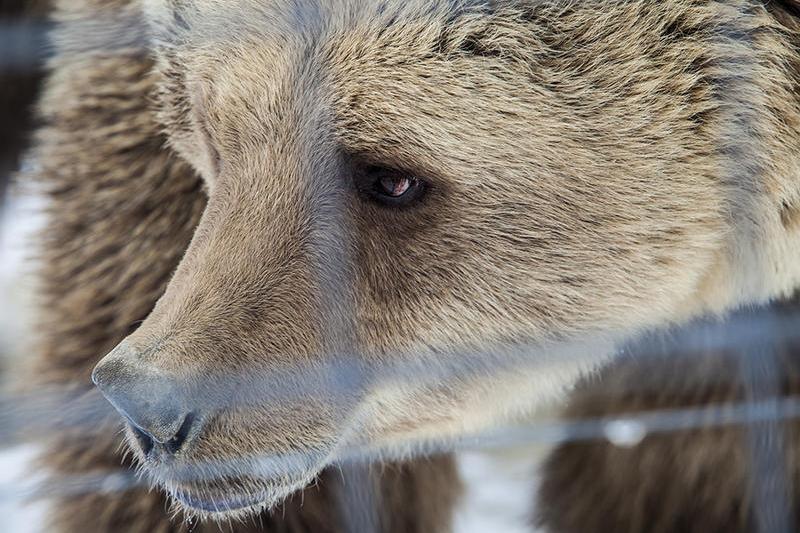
[{"left": 24, "top": 0, "right": 800, "bottom": 530}]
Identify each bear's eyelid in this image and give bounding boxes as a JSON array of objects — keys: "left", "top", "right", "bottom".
[{"left": 346, "top": 149, "right": 444, "bottom": 188}]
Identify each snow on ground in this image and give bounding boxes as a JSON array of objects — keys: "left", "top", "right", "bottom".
[
  {"left": 0, "top": 189, "right": 45, "bottom": 379},
  {"left": 0, "top": 445, "right": 47, "bottom": 533},
  {"left": 454, "top": 447, "right": 548, "bottom": 533},
  {"left": 1, "top": 190, "right": 49, "bottom": 533}
]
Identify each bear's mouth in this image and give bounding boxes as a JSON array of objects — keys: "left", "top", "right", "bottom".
[
  {"left": 171, "top": 487, "right": 269, "bottom": 514},
  {"left": 149, "top": 457, "right": 327, "bottom": 518},
  {"left": 123, "top": 412, "right": 340, "bottom": 518},
  {"left": 163, "top": 473, "right": 310, "bottom": 518}
]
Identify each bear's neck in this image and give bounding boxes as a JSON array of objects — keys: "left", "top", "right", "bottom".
[{"left": 687, "top": 4, "right": 800, "bottom": 315}]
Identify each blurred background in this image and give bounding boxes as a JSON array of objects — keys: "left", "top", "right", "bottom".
[
  {"left": 0, "top": 0, "right": 48, "bottom": 390},
  {"left": 0, "top": 1, "right": 51, "bottom": 530}
]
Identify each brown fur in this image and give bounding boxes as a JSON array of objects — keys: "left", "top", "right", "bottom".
[
  {"left": 536, "top": 4, "right": 800, "bottom": 532},
  {"left": 26, "top": 0, "right": 458, "bottom": 531},
  {"left": 536, "top": 301, "right": 800, "bottom": 533},
  {"left": 22, "top": 0, "right": 800, "bottom": 531}
]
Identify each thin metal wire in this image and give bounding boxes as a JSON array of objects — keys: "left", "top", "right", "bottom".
[
  {"left": 3, "top": 394, "right": 800, "bottom": 505},
  {"left": 2, "top": 3, "right": 800, "bottom": 529},
  {"left": 1, "top": 309, "right": 799, "bottom": 445}
]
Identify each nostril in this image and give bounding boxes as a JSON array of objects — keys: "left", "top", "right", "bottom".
[
  {"left": 128, "top": 412, "right": 196, "bottom": 458},
  {"left": 164, "top": 412, "right": 196, "bottom": 455},
  {"left": 130, "top": 424, "right": 155, "bottom": 457}
]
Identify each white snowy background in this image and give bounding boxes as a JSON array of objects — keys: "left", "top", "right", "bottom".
[{"left": 0, "top": 191, "right": 50, "bottom": 533}]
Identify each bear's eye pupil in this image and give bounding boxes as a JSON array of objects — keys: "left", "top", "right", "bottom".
[
  {"left": 378, "top": 176, "right": 415, "bottom": 197},
  {"left": 357, "top": 165, "right": 427, "bottom": 207}
]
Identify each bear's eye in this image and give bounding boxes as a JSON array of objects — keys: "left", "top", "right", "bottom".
[
  {"left": 359, "top": 166, "right": 427, "bottom": 207},
  {"left": 378, "top": 175, "right": 414, "bottom": 197}
]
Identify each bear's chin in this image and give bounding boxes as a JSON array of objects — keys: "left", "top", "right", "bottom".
[
  {"left": 171, "top": 487, "right": 269, "bottom": 516},
  {"left": 162, "top": 471, "right": 317, "bottom": 521}
]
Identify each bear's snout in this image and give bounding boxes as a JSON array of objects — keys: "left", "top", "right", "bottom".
[{"left": 92, "top": 342, "right": 199, "bottom": 459}]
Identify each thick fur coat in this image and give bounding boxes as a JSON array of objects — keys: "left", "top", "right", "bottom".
[{"left": 16, "top": 0, "right": 800, "bottom": 531}]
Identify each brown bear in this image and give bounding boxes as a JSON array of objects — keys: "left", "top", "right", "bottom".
[{"left": 18, "top": 0, "right": 800, "bottom": 531}]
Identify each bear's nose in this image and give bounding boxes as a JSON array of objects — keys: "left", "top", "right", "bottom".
[{"left": 91, "top": 342, "right": 196, "bottom": 456}]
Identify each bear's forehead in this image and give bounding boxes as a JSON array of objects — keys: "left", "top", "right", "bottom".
[
  {"left": 157, "top": 0, "right": 536, "bottom": 158},
  {"left": 153, "top": 0, "right": 501, "bottom": 49}
]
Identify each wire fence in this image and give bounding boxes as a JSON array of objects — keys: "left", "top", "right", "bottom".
[
  {"left": 0, "top": 299, "right": 798, "bottom": 525},
  {"left": 3, "top": 2, "right": 800, "bottom": 533}
]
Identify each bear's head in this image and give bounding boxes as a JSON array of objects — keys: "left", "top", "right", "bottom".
[{"left": 90, "top": 0, "right": 800, "bottom": 520}]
